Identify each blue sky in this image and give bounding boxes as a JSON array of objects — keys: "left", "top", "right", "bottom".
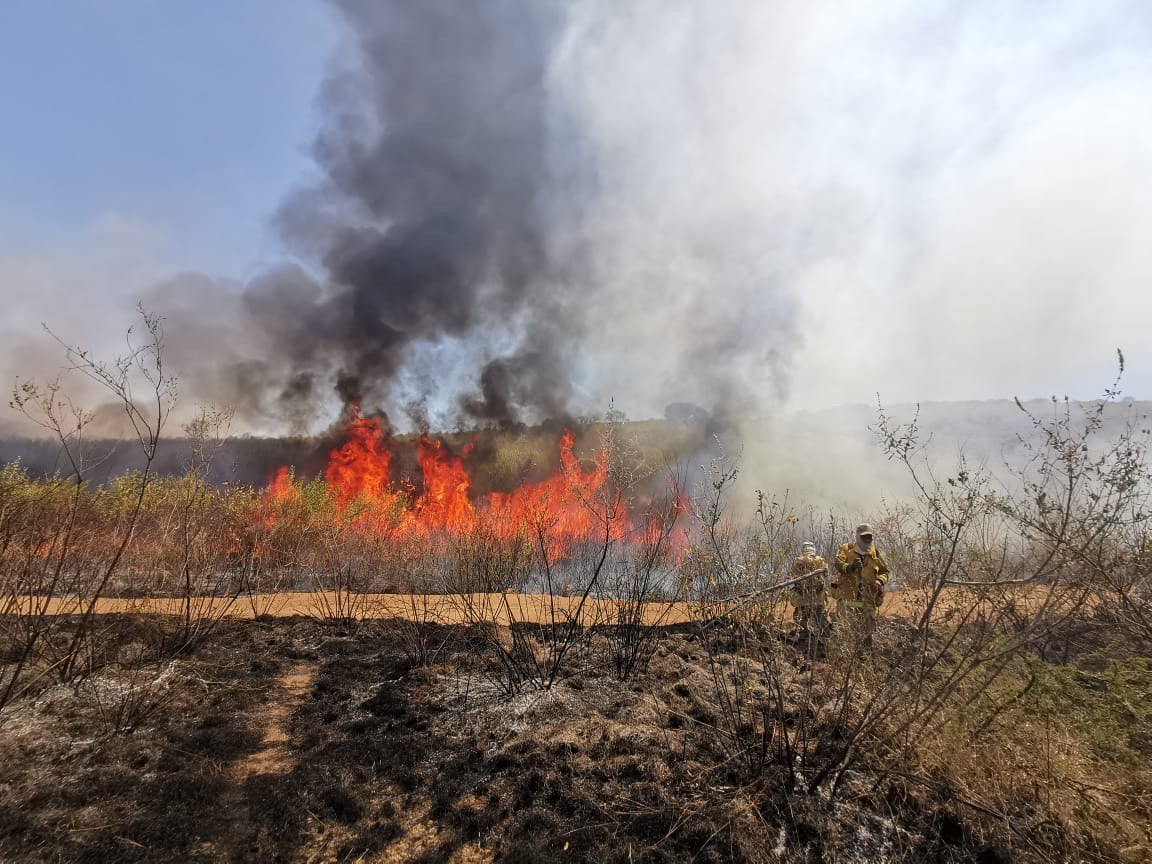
[{"left": 0, "top": 0, "right": 338, "bottom": 275}]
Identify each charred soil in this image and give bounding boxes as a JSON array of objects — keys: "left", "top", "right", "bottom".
[{"left": 0, "top": 615, "right": 1144, "bottom": 863}]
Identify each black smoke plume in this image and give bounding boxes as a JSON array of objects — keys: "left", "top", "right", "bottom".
[
  {"left": 143, "top": 0, "right": 816, "bottom": 436},
  {"left": 237, "top": 0, "right": 574, "bottom": 429}
]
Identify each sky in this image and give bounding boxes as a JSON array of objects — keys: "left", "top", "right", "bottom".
[
  {"left": 0, "top": 0, "right": 336, "bottom": 273},
  {"left": 1, "top": 0, "right": 1151, "bottom": 437}
]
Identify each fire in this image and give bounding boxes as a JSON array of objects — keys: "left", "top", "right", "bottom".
[
  {"left": 324, "top": 404, "right": 393, "bottom": 505},
  {"left": 412, "top": 435, "right": 475, "bottom": 532},
  {"left": 259, "top": 405, "right": 680, "bottom": 558},
  {"left": 487, "top": 431, "right": 620, "bottom": 550},
  {"left": 266, "top": 466, "right": 300, "bottom": 506}
]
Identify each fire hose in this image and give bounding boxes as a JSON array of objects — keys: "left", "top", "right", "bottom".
[{"left": 699, "top": 566, "right": 828, "bottom": 622}]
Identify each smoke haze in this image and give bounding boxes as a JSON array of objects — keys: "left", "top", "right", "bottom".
[{"left": 3, "top": 0, "right": 1152, "bottom": 442}]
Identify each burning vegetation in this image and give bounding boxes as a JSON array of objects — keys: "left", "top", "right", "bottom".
[
  {"left": 3, "top": 0, "right": 1152, "bottom": 849},
  {"left": 267, "top": 402, "right": 633, "bottom": 553},
  {"left": 1, "top": 318, "right": 1151, "bottom": 861}
]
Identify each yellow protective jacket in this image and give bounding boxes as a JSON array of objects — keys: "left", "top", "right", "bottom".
[
  {"left": 833, "top": 543, "right": 890, "bottom": 609},
  {"left": 789, "top": 553, "right": 827, "bottom": 607}
]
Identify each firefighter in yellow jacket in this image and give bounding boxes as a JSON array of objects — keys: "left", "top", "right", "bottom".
[
  {"left": 789, "top": 541, "right": 828, "bottom": 640},
  {"left": 832, "top": 524, "right": 890, "bottom": 633}
]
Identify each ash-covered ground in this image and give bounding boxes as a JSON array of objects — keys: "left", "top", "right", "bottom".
[{"left": 0, "top": 615, "right": 1029, "bottom": 864}]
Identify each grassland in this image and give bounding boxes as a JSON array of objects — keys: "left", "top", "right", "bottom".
[{"left": 1, "top": 395, "right": 1150, "bottom": 861}]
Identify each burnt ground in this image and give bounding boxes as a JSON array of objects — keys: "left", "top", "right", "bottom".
[{"left": 0, "top": 616, "right": 1036, "bottom": 863}]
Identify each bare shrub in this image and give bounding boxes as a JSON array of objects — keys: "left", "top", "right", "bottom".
[
  {"left": 673, "top": 366, "right": 1148, "bottom": 859},
  {"left": 599, "top": 467, "right": 685, "bottom": 681},
  {"left": 0, "top": 462, "right": 87, "bottom": 714},
  {"left": 2, "top": 309, "right": 173, "bottom": 719},
  {"left": 155, "top": 406, "right": 240, "bottom": 654},
  {"left": 303, "top": 533, "right": 378, "bottom": 629},
  {"left": 236, "top": 469, "right": 325, "bottom": 617},
  {"left": 452, "top": 408, "right": 648, "bottom": 694},
  {"left": 366, "top": 533, "right": 452, "bottom": 667}
]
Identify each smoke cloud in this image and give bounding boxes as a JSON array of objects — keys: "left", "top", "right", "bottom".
[
  {"left": 4, "top": 0, "right": 1152, "bottom": 442},
  {"left": 211, "top": 0, "right": 579, "bottom": 429},
  {"left": 167, "top": 0, "right": 813, "bottom": 431}
]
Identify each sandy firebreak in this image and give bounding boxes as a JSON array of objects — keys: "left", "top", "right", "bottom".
[
  {"left": 8, "top": 587, "right": 1048, "bottom": 624},
  {"left": 15, "top": 592, "right": 697, "bottom": 625}
]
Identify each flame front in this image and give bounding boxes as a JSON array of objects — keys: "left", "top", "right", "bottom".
[
  {"left": 266, "top": 466, "right": 299, "bottom": 506},
  {"left": 412, "top": 435, "right": 475, "bottom": 533},
  {"left": 260, "top": 406, "right": 653, "bottom": 555},
  {"left": 324, "top": 404, "right": 393, "bottom": 505},
  {"left": 487, "top": 431, "right": 621, "bottom": 550}
]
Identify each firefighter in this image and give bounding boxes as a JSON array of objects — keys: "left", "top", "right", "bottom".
[
  {"left": 789, "top": 541, "right": 828, "bottom": 642},
  {"left": 832, "top": 524, "right": 890, "bottom": 641}
]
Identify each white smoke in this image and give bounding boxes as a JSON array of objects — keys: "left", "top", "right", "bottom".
[{"left": 553, "top": 0, "right": 1152, "bottom": 416}]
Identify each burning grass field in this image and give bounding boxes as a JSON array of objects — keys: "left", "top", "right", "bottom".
[{"left": 2, "top": 391, "right": 1152, "bottom": 861}]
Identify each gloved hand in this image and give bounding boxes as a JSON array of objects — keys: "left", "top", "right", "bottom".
[{"left": 848, "top": 559, "right": 863, "bottom": 574}]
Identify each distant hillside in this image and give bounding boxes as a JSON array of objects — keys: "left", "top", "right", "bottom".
[
  {"left": 0, "top": 420, "right": 704, "bottom": 492},
  {"left": 0, "top": 435, "right": 327, "bottom": 488}
]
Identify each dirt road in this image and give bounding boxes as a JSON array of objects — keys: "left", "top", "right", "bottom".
[{"left": 8, "top": 588, "right": 985, "bottom": 624}]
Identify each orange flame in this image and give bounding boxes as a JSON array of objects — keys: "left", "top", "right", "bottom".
[
  {"left": 412, "top": 435, "right": 475, "bottom": 532},
  {"left": 325, "top": 403, "right": 393, "bottom": 505},
  {"left": 487, "top": 431, "right": 621, "bottom": 553},
  {"left": 267, "top": 466, "right": 300, "bottom": 506},
  {"left": 260, "top": 406, "right": 683, "bottom": 559}
]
